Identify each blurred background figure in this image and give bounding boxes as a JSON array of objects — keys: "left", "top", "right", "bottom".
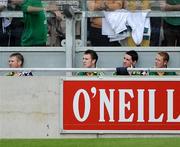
[
  {"left": 0, "top": 0, "right": 9, "bottom": 46},
  {"left": 87, "top": 0, "right": 123, "bottom": 46},
  {"left": 124, "top": 0, "right": 151, "bottom": 46},
  {"left": 160, "top": 0, "right": 180, "bottom": 46},
  {"left": 10, "top": 0, "right": 59, "bottom": 46}
]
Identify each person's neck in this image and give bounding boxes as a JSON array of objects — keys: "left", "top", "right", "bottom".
[
  {"left": 90, "top": 65, "right": 96, "bottom": 68},
  {"left": 157, "top": 71, "right": 165, "bottom": 76}
]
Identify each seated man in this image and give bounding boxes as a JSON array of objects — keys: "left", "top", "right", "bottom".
[
  {"left": 7, "top": 52, "right": 33, "bottom": 76},
  {"left": 115, "top": 50, "right": 145, "bottom": 75},
  {"left": 77, "top": 49, "right": 103, "bottom": 76},
  {"left": 149, "top": 51, "right": 176, "bottom": 76}
]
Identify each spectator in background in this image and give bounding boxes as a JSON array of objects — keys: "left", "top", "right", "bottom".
[
  {"left": 10, "top": 0, "right": 59, "bottom": 46},
  {"left": 124, "top": 0, "right": 151, "bottom": 46},
  {"left": 150, "top": 1, "right": 162, "bottom": 46},
  {"left": 47, "top": 1, "right": 64, "bottom": 47},
  {"left": 160, "top": 0, "right": 180, "bottom": 46},
  {"left": 7, "top": 52, "right": 33, "bottom": 76},
  {"left": 87, "top": 0, "right": 123, "bottom": 46},
  {"left": 150, "top": 17, "right": 161, "bottom": 46},
  {"left": 7, "top": 2, "right": 24, "bottom": 46},
  {"left": 47, "top": 14, "right": 64, "bottom": 46},
  {"left": 149, "top": 51, "right": 176, "bottom": 76},
  {"left": 0, "top": 0, "right": 9, "bottom": 46},
  {"left": 115, "top": 50, "right": 146, "bottom": 75},
  {"left": 77, "top": 49, "right": 103, "bottom": 76}
]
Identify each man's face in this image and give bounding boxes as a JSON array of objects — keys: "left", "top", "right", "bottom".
[
  {"left": 83, "top": 54, "right": 96, "bottom": 68},
  {"left": 123, "top": 54, "right": 135, "bottom": 68},
  {"left": 155, "top": 54, "right": 167, "bottom": 68},
  {"left": 8, "top": 56, "right": 22, "bottom": 68}
]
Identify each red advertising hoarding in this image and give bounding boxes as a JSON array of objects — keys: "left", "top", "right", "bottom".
[{"left": 62, "top": 78, "right": 180, "bottom": 133}]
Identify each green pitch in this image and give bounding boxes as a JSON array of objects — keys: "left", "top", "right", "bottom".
[{"left": 0, "top": 138, "right": 180, "bottom": 147}]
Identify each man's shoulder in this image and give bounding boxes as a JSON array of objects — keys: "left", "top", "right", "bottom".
[
  {"left": 149, "top": 72, "right": 157, "bottom": 75},
  {"left": 21, "top": 71, "right": 33, "bottom": 76},
  {"left": 6, "top": 72, "right": 15, "bottom": 76},
  {"left": 76, "top": 72, "right": 86, "bottom": 76},
  {"left": 165, "top": 72, "right": 176, "bottom": 75},
  {"left": 149, "top": 71, "right": 176, "bottom": 76},
  {"left": 115, "top": 67, "right": 129, "bottom": 75},
  {"left": 76, "top": 71, "right": 104, "bottom": 76},
  {"left": 115, "top": 67, "right": 147, "bottom": 76}
]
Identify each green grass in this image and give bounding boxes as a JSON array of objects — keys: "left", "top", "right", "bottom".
[{"left": 0, "top": 138, "right": 180, "bottom": 147}]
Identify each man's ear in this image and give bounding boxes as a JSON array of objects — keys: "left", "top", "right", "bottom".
[
  {"left": 164, "top": 60, "right": 168, "bottom": 66},
  {"left": 92, "top": 59, "right": 96, "bottom": 64},
  {"left": 18, "top": 60, "right": 22, "bottom": 67},
  {"left": 132, "top": 60, "right": 137, "bottom": 66},
  {"left": 92, "top": 59, "right": 96, "bottom": 66}
]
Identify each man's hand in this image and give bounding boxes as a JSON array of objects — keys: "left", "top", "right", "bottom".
[
  {"left": 160, "top": 1, "right": 167, "bottom": 11},
  {"left": 160, "top": 1, "right": 172, "bottom": 11},
  {"left": 53, "top": 11, "right": 62, "bottom": 21}
]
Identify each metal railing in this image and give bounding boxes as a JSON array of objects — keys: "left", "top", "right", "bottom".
[
  {"left": 0, "top": 68, "right": 180, "bottom": 73},
  {"left": 1, "top": 10, "right": 180, "bottom": 18},
  {"left": 0, "top": 0, "right": 180, "bottom": 70}
]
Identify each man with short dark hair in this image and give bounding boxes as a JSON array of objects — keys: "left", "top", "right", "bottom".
[
  {"left": 8, "top": 52, "right": 24, "bottom": 68},
  {"left": 7, "top": 52, "right": 33, "bottom": 76},
  {"left": 83, "top": 49, "right": 98, "bottom": 68},
  {"left": 115, "top": 50, "right": 144, "bottom": 75},
  {"left": 77, "top": 49, "right": 103, "bottom": 76},
  {"left": 122, "top": 50, "right": 138, "bottom": 68}
]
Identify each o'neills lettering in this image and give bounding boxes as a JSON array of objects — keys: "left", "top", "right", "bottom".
[
  {"left": 73, "top": 88, "right": 180, "bottom": 123},
  {"left": 63, "top": 80, "right": 180, "bottom": 131}
]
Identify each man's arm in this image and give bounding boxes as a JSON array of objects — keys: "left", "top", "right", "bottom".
[
  {"left": 160, "top": 1, "right": 180, "bottom": 11},
  {"left": 88, "top": 0, "right": 124, "bottom": 11},
  {"left": 87, "top": 0, "right": 107, "bottom": 11},
  {"left": 27, "top": 4, "right": 58, "bottom": 12}
]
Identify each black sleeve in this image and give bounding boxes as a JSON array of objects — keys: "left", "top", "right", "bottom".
[{"left": 116, "top": 67, "right": 129, "bottom": 75}]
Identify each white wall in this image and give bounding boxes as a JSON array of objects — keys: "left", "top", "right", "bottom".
[
  {"left": 0, "top": 77, "right": 98, "bottom": 138},
  {"left": 0, "top": 77, "right": 60, "bottom": 138},
  {"left": 0, "top": 77, "right": 180, "bottom": 138}
]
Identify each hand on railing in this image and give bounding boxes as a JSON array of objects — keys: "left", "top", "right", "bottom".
[
  {"left": 53, "top": 10, "right": 63, "bottom": 21},
  {"left": 159, "top": 1, "right": 168, "bottom": 11}
]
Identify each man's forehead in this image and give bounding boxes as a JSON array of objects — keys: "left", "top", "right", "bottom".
[
  {"left": 9, "top": 56, "right": 18, "bottom": 60},
  {"left": 83, "top": 54, "right": 92, "bottom": 58},
  {"left": 156, "top": 54, "right": 163, "bottom": 59},
  {"left": 124, "top": 54, "right": 132, "bottom": 60}
]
